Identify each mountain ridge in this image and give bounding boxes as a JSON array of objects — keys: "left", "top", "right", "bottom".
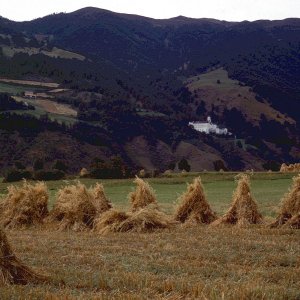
[{"left": 0, "top": 7, "right": 299, "bottom": 174}]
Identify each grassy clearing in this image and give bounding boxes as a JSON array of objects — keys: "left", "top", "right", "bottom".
[
  {"left": 1, "top": 46, "right": 85, "bottom": 61},
  {"left": 0, "top": 172, "right": 299, "bottom": 298},
  {"left": 0, "top": 82, "right": 45, "bottom": 95},
  {"left": 185, "top": 68, "right": 292, "bottom": 124},
  {"left": 2, "top": 106, "right": 77, "bottom": 125},
  {"left": 0, "top": 78, "right": 59, "bottom": 88},
  {"left": 186, "top": 68, "right": 240, "bottom": 90}
]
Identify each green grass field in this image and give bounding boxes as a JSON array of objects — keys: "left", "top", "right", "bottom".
[
  {"left": 0, "top": 172, "right": 295, "bottom": 216},
  {"left": 186, "top": 68, "right": 240, "bottom": 90},
  {"left": 0, "top": 172, "right": 299, "bottom": 299},
  {"left": 0, "top": 82, "right": 45, "bottom": 95}
]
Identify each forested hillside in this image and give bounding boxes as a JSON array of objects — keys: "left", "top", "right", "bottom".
[{"left": 0, "top": 8, "right": 299, "bottom": 175}]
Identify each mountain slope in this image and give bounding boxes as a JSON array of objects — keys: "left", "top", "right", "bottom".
[{"left": 0, "top": 8, "right": 299, "bottom": 173}]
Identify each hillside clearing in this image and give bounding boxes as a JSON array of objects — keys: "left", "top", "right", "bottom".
[
  {"left": 186, "top": 68, "right": 294, "bottom": 125},
  {"left": 0, "top": 78, "right": 59, "bottom": 88}
]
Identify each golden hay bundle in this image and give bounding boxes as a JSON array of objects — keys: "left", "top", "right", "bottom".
[
  {"left": 93, "top": 209, "right": 129, "bottom": 234},
  {"left": 0, "top": 228, "right": 48, "bottom": 285},
  {"left": 118, "top": 206, "right": 175, "bottom": 233},
  {"left": 284, "top": 212, "right": 300, "bottom": 229},
  {"left": 280, "top": 163, "right": 300, "bottom": 173},
  {"left": 94, "top": 205, "right": 175, "bottom": 234},
  {"left": 79, "top": 168, "right": 89, "bottom": 177},
  {"left": 129, "top": 177, "right": 158, "bottom": 212},
  {"left": 270, "top": 174, "right": 300, "bottom": 228},
  {"left": 174, "top": 177, "right": 217, "bottom": 224},
  {"left": 92, "top": 183, "right": 112, "bottom": 214},
  {"left": 49, "top": 182, "right": 111, "bottom": 231},
  {"left": 0, "top": 180, "right": 48, "bottom": 229},
  {"left": 212, "top": 174, "right": 263, "bottom": 227}
]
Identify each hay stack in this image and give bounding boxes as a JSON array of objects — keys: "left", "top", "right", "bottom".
[
  {"left": 49, "top": 182, "right": 111, "bottom": 231},
  {"left": 270, "top": 174, "right": 300, "bottom": 228},
  {"left": 0, "top": 181, "right": 48, "bottom": 229},
  {"left": 280, "top": 163, "right": 288, "bottom": 173},
  {"left": 95, "top": 178, "right": 175, "bottom": 234},
  {"left": 93, "top": 209, "right": 130, "bottom": 234},
  {"left": 212, "top": 174, "right": 263, "bottom": 226},
  {"left": 79, "top": 168, "right": 89, "bottom": 177},
  {"left": 94, "top": 205, "right": 175, "bottom": 234},
  {"left": 92, "top": 183, "right": 112, "bottom": 214},
  {"left": 280, "top": 163, "right": 300, "bottom": 173},
  {"left": 174, "top": 177, "right": 217, "bottom": 224},
  {"left": 0, "top": 228, "right": 48, "bottom": 285},
  {"left": 118, "top": 206, "right": 174, "bottom": 232},
  {"left": 129, "top": 177, "right": 158, "bottom": 212}
]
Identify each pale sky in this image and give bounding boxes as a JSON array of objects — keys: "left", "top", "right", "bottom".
[{"left": 1, "top": 0, "right": 299, "bottom": 22}]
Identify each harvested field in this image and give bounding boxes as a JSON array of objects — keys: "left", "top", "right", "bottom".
[
  {"left": 0, "top": 173, "right": 299, "bottom": 298},
  {"left": 0, "top": 226, "right": 299, "bottom": 299}
]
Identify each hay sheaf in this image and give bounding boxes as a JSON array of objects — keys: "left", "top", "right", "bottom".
[
  {"left": 270, "top": 174, "right": 300, "bottom": 228},
  {"left": 94, "top": 205, "right": 175, "bottom": 234},
  {"left": 48, "top": 182, "right": 111, "bottom": 231},
  {"left": 129, "top": 177, "right": 158, "bottom": 212},
  {"left": 174, "top": 177, "right": 217, "bottom": 224},
  {"left": 280, "top": 163, "right": 300, "bottom": 173},
  {"left": 0, "top": 228, "right": 48, "bottom": 285},
  {"left": 0, "top": 181, "right": 48, "bottom": 229},
  {"left": 93, "top": 209, "right": 130, "bottom": 234},
  {"left": 92, "top": 183, "right": 112, "bottom": 214},
  {"left": 283, "top": 212, "right": 300, "bottom": 229},
  {"left": 212, "top": 174, "right": 263, "bottom": 227}
]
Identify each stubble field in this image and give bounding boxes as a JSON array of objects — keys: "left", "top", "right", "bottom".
[{"left": 0, "top": 172, "right": 299, "bottom": 299}]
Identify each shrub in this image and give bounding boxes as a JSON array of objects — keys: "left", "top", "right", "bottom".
[
  {"left": 33, "top": 159, "right": 44, "bottom": 171},
  {"left": 3, "top": 169, "right": 33, "bottom": 183},
  {"left": 34, "top": 170, "right": 65, "bottom": 181},
  {"left": 262, "top": 160, "right": 280, "bottom": 171},
  {"left": 178, "top": 158, "right": 191, "bottom": 172},
  {"left": 14, "top": 161, "right": 26, "bottom": 170},
  {"left": 52, "top": 160, "right": 68, "bottom": 172},
  {"left": 213, "top": 160, "right": 228, "bottom": 172}
]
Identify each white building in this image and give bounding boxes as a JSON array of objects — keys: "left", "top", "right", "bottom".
[
  {"left": 189, "top": 116, "right": 231, "bottom": 135},
  {"left": 24, "top": 91, "right": 36, "bottom": 99}
]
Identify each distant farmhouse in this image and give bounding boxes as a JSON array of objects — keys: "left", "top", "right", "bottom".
[
  {"left": 24, "top": 91, "right": 53, "bottom": 99},
  {"left": 189, "top": 117, "right": 231, "bottom": 135},
  {"left": 24, "top": 91, "right": 37, "bottom": 99}
]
